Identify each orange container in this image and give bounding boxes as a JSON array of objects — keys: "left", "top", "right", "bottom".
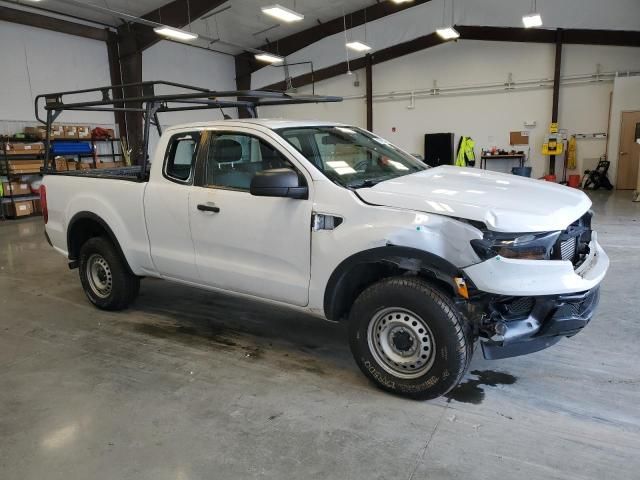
[
  {"left": 568, "top": 175, "right": 581, "bottom": 188},
  {"left": 543, "top": 174, "right": 557, "bottom": 182}
]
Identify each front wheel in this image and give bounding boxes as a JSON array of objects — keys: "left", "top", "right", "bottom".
[
  {"left": 78, "top": 236, "right": 140, "bottom": 311},
  {"left": 348, "top": 277, "right": 473, "bottom": 400}
]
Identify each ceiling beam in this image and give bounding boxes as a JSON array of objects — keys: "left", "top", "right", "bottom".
[
  {"left": 261, "top": 25, "right": 640, "bottom": 92},
  {"left": 0, "top": 5, "right": 109, "bottom": 41},
  {"left": 237, "top": 0, "right": 434, "bottom": 77},
  {"left": 457, "top": 25, "right": 640, "bottom": 47},
  {"left": 262, "top": 32, "right": 446, "bottom": 91}
]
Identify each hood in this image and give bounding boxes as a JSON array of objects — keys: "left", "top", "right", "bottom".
[{"left": 356, "top": 166, "right": 591, "bottom": 232}]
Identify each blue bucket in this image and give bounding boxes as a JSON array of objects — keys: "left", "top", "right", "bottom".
[{"left": 512, "top": 166, "right": 532, "bottom": 177}]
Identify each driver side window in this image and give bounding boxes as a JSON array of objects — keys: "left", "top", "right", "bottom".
[{"left": 204, "top": 133, "right": 293, "bottom": 190}]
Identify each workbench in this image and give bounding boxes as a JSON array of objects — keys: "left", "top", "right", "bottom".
[{"left": 480, "top": 153, "right": 526, "bottom": 170}]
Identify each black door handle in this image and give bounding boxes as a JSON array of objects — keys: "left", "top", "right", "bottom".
[{"left": 197, "top": 204, "right": 220, "bottom": 213}]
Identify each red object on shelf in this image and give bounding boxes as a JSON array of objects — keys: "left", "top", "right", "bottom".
[
  {"left": 543, "top": 174, "right": 557, "bottom": 182},
  {"left": 568, "top": 175, "right": 581, "bottom": 188}
]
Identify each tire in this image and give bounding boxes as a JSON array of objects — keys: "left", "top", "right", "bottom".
[
  {"left": 348, "top": 276, "right": 473, "bottom": 400},
  {"left": 78, "top": 236, "right": 140, "bottom": 311}
]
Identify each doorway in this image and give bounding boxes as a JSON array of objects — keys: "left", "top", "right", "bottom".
[{"left": 616, "top": 111, "right": 640, "bottom": 190}]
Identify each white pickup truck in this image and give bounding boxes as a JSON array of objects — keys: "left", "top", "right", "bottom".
[{"left": 42, "top": 119, "right": 609, "bottom": 399}]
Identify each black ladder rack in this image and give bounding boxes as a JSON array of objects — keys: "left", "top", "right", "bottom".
[{"left": 35, "top": 80, "right": 342, "bottom": 180}]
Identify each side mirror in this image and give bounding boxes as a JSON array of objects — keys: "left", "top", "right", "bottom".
[{"left": 250, "top": 168, "right": 308, "bottom": 199}]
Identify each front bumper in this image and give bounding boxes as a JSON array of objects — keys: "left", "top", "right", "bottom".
[
  {"left": 462, "top": 234, "right": 609, "bottom": 296},
  {"left": 479, "top": 287, "right": 600, "bottom": 360}
]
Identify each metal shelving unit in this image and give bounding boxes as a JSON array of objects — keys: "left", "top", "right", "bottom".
[
  {"left": 1, "top": 140, "right": 43, "bottom": 220},
  {"left": 50, "top": 137, "right": 124, "bottom": 169}
]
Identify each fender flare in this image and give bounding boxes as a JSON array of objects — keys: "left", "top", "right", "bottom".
[
  {"left": 66, "top": 211, "right": 134, "bottom": 274},
  {"left": 323, "top": 245, "right": 462, "bottom": 321}
]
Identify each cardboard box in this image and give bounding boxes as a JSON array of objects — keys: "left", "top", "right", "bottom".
[
  {"left": 96, "top": 161, "right": 124, "bottom": 169},
  {"left": 50, "top": 125, "right": 65, "bottom": 139},
  {"left": 77, "top": 162, "right": 91, "bottom": 170},
  {"left": 6, "top": 200, "right": 34, "bottom": 217},
  {"left": 24, "top": 126, "right": 47, "bottom": 140},
  {"left": 63, "top": 126, "right": 79, "bottom": 139},
  {"left": 510, "top": 131, "right": 530, "bottom": 145},
  {"left": 54, "top": 158, "right": 69, "bottom": 171},
  {"left": 77, "top": 126, "right": 91, "bottom": 139},
  {"left": 2, "top": 181, "right": 31, "bottom": 196},
  {"left": 5, "top": 142, "right": 45, "bottom": 155},
  {"left": 3, "top": 160, "right": 44, "bottom": 174},
  {"left": 67, "top": 160, "right": 77, "bottom": 170}
]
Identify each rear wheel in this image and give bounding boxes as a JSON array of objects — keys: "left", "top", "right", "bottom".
[
  {"left": 348, "top": 276, "right": 473, "bottom": 400},
  {"left": 79, "top": 237, "right": 140, "bottom": 311}
]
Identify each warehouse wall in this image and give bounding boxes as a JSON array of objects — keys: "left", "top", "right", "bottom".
[
  {"left": 142, "top": 41, "right": 237, "bottom": 152},
  {"left": 0, "top": 20, "right": 113, "bottom": 132},
  {"left": 258, "top": 41, "right": 640, "bottom": 180},
  {"left": 142, "top": 41, "right": 236, "bottom": 125}
]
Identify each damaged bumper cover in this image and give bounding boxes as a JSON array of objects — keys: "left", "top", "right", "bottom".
[
  {"left": 479, "top": 287, "right": 600, "bottom": 360},
  {"left": 462, "top": 234, "right": 609, "bottom": 297}
]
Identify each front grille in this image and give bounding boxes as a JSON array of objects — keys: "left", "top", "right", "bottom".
[
  {"left": 551, "top": 288, "right": 600, "bottom": 321},
  {"left": 493, "top": 296, "right": 536, "bottom": 319},
  {"left": 560, "top": 237, "right": 577, "bottom": 261},
  {"left": 554, "top": 212, "right": 593, "bottom": 267},
  {"left": 508, "top": 297, "right": 535, "bottom": 316}
]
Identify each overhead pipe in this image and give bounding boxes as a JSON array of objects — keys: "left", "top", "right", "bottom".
[{"left": 337, "top": 69, "right": 640, "bottom": 102}]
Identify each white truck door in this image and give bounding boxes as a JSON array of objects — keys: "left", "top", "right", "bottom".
[
  {"left": 188, "top": 129, "right": 312, "bottom": 306},
  {"left": 144, "top": 130, "right": 202, "bottom": 282}
]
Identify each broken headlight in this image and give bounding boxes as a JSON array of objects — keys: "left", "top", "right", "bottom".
[{"left": 470, "top": 231, "right": 561, "bottom": 260}]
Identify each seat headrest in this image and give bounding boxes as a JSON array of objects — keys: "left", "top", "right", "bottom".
[{"left": 213, "top": 138, "right": 243, "bottom": 164}]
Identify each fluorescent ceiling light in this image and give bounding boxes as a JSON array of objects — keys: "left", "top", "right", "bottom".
[
  {"left": 522, "top": 13, "right": 543, "bottom": 28},
  {"left": 436, "top": 26, "right": 460, "bottom": 40},
  {"left": 346, "top": 41, "right": 372, "bottom": 52},
  {"left": 390, "top": 0, "right": 414, "bottom": 3},
  {"left": 254, "top": 53, "right": 284, "bottom": 63},
  {"left": 153, "top": 26, "right": 199, "bottom": 41},
  {"left": 261, "top": 4, "right": 304, "bottom": 22}
]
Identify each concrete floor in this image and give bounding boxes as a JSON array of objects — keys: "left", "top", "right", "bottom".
[{"left": 0, "top": 190, "right": 639, "bottom": 480}]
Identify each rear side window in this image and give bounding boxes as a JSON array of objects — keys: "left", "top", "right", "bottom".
[{"left": 164, "top": 132, "right": 201, "bottom": 183}]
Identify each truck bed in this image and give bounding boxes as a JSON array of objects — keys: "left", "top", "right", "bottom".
[
  {"left": 44, "top": 166, "right": 148, "bottom": 182},
  {"left": 43, "top": 171, "right": 152, "bottom": 274}
]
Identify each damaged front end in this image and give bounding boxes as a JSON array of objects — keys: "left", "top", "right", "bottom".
[{"left": 463, "top": 287, "right": 600, "bottom": 360}]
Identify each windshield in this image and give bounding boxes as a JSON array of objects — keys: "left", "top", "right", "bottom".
[{"left": 276, "top": 126, "right": 427, "bottom": 188}]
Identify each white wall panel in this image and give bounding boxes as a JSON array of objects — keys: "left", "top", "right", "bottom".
[
  {"left": 142, "top": 40, "right": 237, "bottom": 152},
  {"left": 0, "top": 20, "right": 113, "bottom": 125},
  {"left": 142, "top": 40, "right": 237, "bottom": 126}
]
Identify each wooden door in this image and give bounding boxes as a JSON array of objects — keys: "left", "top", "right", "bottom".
[{"left": 616, "top": 111, "right": 640, "bottom": 190}]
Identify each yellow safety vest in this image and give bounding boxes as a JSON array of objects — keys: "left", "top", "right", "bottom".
[{"left": 456, "top": 137, "right": 476, "bottom": 167}]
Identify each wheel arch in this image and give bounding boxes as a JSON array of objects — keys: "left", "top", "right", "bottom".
[
  {"left": 323, "top": 246, "right": 462, "bottom": 321},
  {"left": 67, "top": 211, "right": 134, "bottom": 274}
]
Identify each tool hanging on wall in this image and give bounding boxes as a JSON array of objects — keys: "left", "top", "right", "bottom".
[
  {"left": 567, "top": 135, "right": 577, "bottom": 170},
  {"left": 542, "top": 123, "right": 564, "bottom": 156}
]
